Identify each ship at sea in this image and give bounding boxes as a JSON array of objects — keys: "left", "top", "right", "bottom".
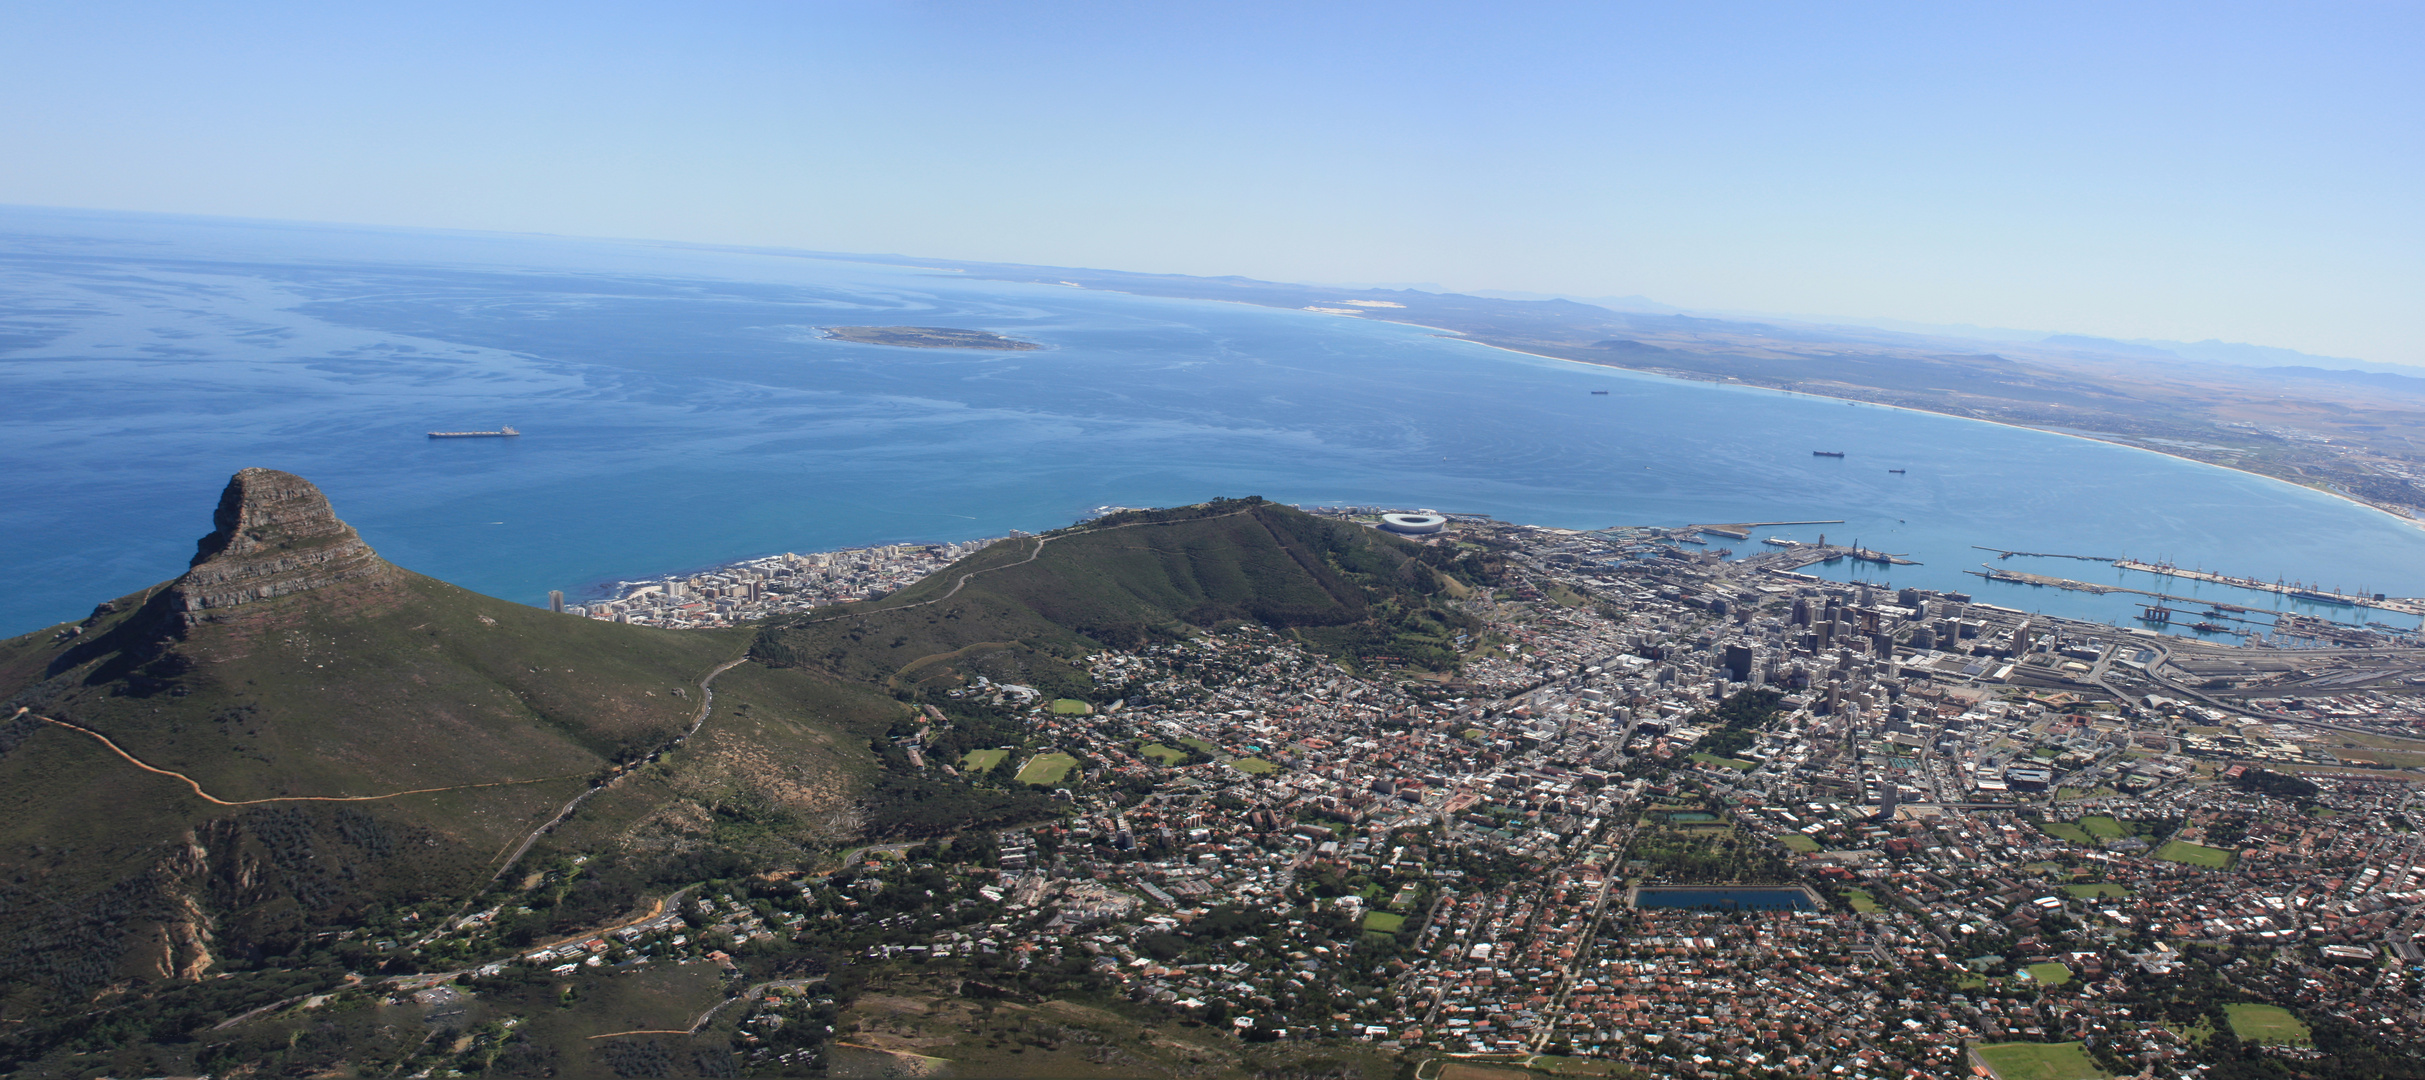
[
  {"left": 1812, "top": 450, "right": 1845, "bottom": 458},
  {"left": 428, "top": 426, "right": 519, "bottom": 439}
]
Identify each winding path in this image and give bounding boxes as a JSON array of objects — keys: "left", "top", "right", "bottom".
[
  {"left": 7, "top": 706, "right": 583, "bottom": 806},
  {"left": 486, "top": 655, "right": 752, "bottom": 882}
]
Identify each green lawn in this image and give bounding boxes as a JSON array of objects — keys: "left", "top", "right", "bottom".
[
  {"left": 1138, "top": 743, "right": 1188, "bottom": 766},
  {"left": 1689, "top": 752, "right": 1756, "bottom": 772},
  {"left": 2223, "top": 1003, "right": 2312, "bottom": 1046},
  {"left": 1013, "top": 752, "right": 1079, "bottom": 786},
  {"left": 2038, "top": 821, "right": 2094, "bottom": 843},
  {"left": 2155, "top": 839, "right": 2235, "bottom": 869},
  {"left": 1779, "top": 833, "right": 1820, "bottom": 853},
  {"left": 2024, "top": 962, "right": 2074, "bottom": 987},
  {"left": 1049, "top": 698, "right": 1093, "bottom": 715},
  {"left": 2064, "top": 883, "right": 2131, "bottom": 899},
  {"left": 1362, "top": 911, "right": 1406, "bottom": 934},
  {"left": 1230, "top": 756, "right": 1277, "bottom": 774},
  {"left": 1177, "top": 737, "right": 1220, "bottom": 756},
  {"left": 2079, "top": 815, "right": 2127, "bottom": 838},
  {"left": 1842, "top": 888, "right": 1880, "bottom": 913},
  {"left": 960, "top": 748, "right": 1009, "bottom": 773},
  {"left": 1973, "top": 1040, "right": 2109, "bottom": 1080}
]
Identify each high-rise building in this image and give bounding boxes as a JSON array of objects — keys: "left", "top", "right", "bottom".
[{"left": 548, "top": 590, "right": 564, "bottom": 613}]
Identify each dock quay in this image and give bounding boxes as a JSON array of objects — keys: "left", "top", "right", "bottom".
[
  {"left": 1965, "top": 564, "right": 2399, "bottom": 631},
  {"left": 1693, "top": 519, "right": 1845, "bottom": 540},
  {"left": 1969, "top": 565, "right": 2119, "bottom": 594},
  {"left": 1971, "top": 545, "right": 2116, "bottom": 562},
  {"left": 1767, "top": 543, "right": 1921, "bottom": 571},
  {"left": 2112, "top": 559, "right": 2425, "bottom": 616}
]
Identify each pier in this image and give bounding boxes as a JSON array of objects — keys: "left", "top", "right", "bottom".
[
  {"left": 1964, "top": 564, "right": 2395, "bottom": 633},
  {"left": 1766, "top": 543, "right": 1921, "bottom": 570},
  {"left": 1693, "top": 519, "right": 1845, "bottom": 540},
  {"left": 1971, "top": 545, "right": 2116, "bottom": 563},
  {"left": 2112, "top": 559, "right": 2425, "bottom": 617}
]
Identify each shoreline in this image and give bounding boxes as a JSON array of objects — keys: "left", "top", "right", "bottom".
[
  {"left": 1018, "top": 277, "right": 2425, "bottom": 538},
  {"left": 1430, "top": 332, "right": 2425, "bottom": 538}
]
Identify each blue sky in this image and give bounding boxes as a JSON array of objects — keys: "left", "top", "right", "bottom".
[{"left": 4, "top": 1, "right": 2419, "bottom": 362}]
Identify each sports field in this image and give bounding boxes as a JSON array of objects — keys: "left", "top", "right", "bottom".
[
  {"left": 2223, "top": 1003, "right": 2311, "bottom": 1045},
  {"left": 1973, "top": 1040, "right": 2108, "bottom": 1079},
  {"left": 2024, "top": 962, "right": 2074, "bottom": 986},
  {"left": 2155, "top": 839, "right": 2234, "bottom": 869},
  {"left": 2080, "top": 815, "right": 2127, "bottom": 838},
  {"left": 1138, "top": 743, "right": 1188, "bottom": 765},
  {"left": 2064, "top": 883, "right": 2131, "bottom": 899},
  {"left": 1362, "top": 911, "right": 1406, "bottom": 934},
  {"left": 1014, "top": 752, "right": 1078, "bottom": 785},
  {"left": 960, "top": 748, "right": 1009, "bottom": 773},
  {"left": 1231, "top": 756, "right": 1277, "bottom": 774},
  {"left": 2038, "top": 821, "right": 2093, "bottom": 843},
  {"left": 1050, "top": 698, "right": 1093, "bottom": 714}
]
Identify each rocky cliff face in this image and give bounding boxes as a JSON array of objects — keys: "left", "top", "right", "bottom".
[{"left": 168, "top": 468, "right": 396, "bottom": 620}]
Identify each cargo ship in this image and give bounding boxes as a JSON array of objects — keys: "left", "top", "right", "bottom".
[
  {"left": 428, "top": 426, "right": 519, "bottom": 439},
  {"left": 1812, "top": 450, "right": 1845, "bottom": 458}
]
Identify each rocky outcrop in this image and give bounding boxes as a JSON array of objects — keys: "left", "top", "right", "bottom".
[{"left": 167, "top": 468, "right": 396, "bottom": 620}]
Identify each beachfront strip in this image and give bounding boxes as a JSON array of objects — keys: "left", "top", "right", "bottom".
[{"left": 470, "top": 513, "right": 2425, "bottom": 1078}]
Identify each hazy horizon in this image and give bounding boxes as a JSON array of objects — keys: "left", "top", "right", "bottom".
[{"left": 3, "top": 2, "right": 2418, "bottom": 365}]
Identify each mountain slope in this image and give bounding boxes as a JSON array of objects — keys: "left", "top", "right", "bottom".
[{"left": 0, "top": 470, "right": 877, "bottom": 1013}]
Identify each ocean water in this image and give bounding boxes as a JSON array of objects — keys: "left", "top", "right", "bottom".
[{"left": 4, "top": 205, "right": 2422, "bottom": 638}]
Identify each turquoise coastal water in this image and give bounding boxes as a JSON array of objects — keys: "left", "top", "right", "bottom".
[{"left": 3, "top": 206, "right": 2421, "bottom": 637}]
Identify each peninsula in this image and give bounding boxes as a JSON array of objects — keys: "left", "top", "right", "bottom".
[{"left": 821, "top": 325, "right": 1040, "bottom": 350}]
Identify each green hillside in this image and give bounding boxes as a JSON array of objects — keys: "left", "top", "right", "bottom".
[
  {"left": 751, "top": 497, "right": 1487, "bottom": 697},
  {"left": 0, "top": 471, "right": 900, "bottom": 1022}
]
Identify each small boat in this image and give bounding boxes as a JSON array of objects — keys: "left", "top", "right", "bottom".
[{"left": 1813, "top": 451, "right": 1845, "bottom": 458}]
